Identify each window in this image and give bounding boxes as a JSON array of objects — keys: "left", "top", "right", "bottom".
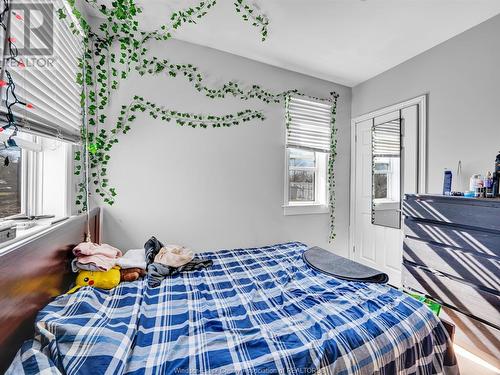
[
  {"left": 372, "top": 119, "right": 401, "bottom": 204},
  {"left": 289, "top": 149, "right": 316, "bottom": 202},
  {"left": 0, "top": 147, "right": 22, "bottom": 218},
  {"left": 373, "top": 157, "right": 400, "bottom": 202},
  {"left": 0, "top": 1, "right": 81, "bottom": 239},
  {"left": 39, "top": 137, "right": 72, "bottom": 217},
  {"left": 0, "top": 132, "right": 71, "bottom": 221},
  {"left": 0, "top": 132, "right": 39, "bottom": 219},
  {"left": 373, "top": 161, "right": 389, "bottom": 199},
  {"left": 284, "top": 96, "right": 332, "bottom": 215}
]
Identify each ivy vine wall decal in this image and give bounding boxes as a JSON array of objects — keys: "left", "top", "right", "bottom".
[{"left": 59, "top": 0, "right": 339, "bottom": 240}]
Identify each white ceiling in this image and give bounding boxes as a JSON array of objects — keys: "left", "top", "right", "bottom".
[{"left": 83, "top": 0, "right": 500, "bottom": 87}]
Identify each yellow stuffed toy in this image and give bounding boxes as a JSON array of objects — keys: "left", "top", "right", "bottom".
[{"left": 67, "top": 266, "right": 121, "bottom": 294}]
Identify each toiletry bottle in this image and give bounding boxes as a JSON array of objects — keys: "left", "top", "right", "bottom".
[
  {"left": 485, "top": 172, "right": 494, "bottom": 198},
  {"left": 470, "top": 174, "right": 483, "bottom": 198},
  {"left": 469, "top": 175, "right": 478, "bottom": 193},
  {"left": 443, "top": 170, "right": 452, "bottom": 196},
  {"left": 454, "top": 160, "right": 463, "bottom": 194},
  {"left": 477, "top": 176, "right": 485, "bottom": 198},
  {"left": 494, "top": 152, "right": 500, "bottom": 197}
]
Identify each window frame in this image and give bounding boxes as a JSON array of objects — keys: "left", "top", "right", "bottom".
[
  {"left": 0, "top": 133, "right": 72, "bottom": 220},
  {"left": 0, "top": 2, "right": 79, "bottom": 226},
  {"left": 373, "top": 156, "right": 400, "bottom": 204},
  {"left": 288, "top": 148, "right": 317, "bottom": 203},
  {"left": 0, "top": 132, "right": 39, "bottom": 219},
  {"left": 283, "top": 147, "right": 329, "bottom": 216}
]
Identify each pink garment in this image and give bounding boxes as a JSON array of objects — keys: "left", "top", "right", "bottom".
[
  {"left": 154, "top": 245, "right": 194, "bottom": 268},
  {"left": 73, "top": 242, "right": 122, "bottom": 258},
  {"left": 76, "top": 254, "right": 117, "bottom": 271}
]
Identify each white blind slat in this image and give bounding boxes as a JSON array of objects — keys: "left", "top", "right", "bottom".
[
  {"left": 11, "top": 68, "right": 81, "bottom": 111},
  {"left": 373, "top": 120, "right": 400, "bottom": 156},
  {"left": 286, "top": 95, "right": 333, "bottom": 152},
  {"left": 1, "top": 0, "right": 83, "bottom": 142},
  {"left": 288, "top": 110, "right": 331, "bottom": 122},
  {"left": 291, "top": 126, "right": 330, "bottom": 137},
  {"left": 288, "top": 117, "right": 331, "bottom": 128},
  {"left": 291, "top": 96, "right": 332, "bottom": 109},
  {"left": 288, "top": 102, "right": 331, "bottom": 115}
]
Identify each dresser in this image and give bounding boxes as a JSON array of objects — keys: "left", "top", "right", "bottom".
[{"left": 402, "top": 194, "right": 500, "bottom": 366}]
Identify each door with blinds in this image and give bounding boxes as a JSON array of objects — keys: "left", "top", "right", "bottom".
[{"left": 352, "top": 104, "right": 421, "bottom": 286}]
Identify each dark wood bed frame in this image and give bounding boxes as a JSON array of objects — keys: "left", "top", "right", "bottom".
[{"left": 0, "top": 208, "right": 101, "bottom": 373}]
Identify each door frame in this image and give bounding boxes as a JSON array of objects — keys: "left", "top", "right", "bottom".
[{"left": 348, "top": 95, "right": 427, "bottom": 260}]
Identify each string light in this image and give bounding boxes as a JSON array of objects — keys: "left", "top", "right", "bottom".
[{"left": 0, "top": 0, "right": 32, "bottom": 149}]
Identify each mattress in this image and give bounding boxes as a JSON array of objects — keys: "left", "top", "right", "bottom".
[{"left": 7, "top": 242, "right": 458, "bottom": 374}]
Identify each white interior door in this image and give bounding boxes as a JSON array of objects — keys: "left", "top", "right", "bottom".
[{"left": 352, "top": 105, "right": 420, "bottom": 286}]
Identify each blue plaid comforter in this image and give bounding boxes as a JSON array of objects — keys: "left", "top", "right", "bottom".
[{"left": 8, "top": 242, "right": 457, "bottom": 374}]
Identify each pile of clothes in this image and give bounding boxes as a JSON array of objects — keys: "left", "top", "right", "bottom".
[
  {"left": 72, "top": 242, "right": 122, "bottom": 272},
  {"left": 71, "top": 237, "right": 213, "bottom": 288},
  {"left": 72, "top": 243, "right": 147, "bottom": 282},
  {"left": 145, "top": 236, "right": 213, "bottom": 287},
  {"left": 116, "top": 248, "right": 148, "bottom": 280}
]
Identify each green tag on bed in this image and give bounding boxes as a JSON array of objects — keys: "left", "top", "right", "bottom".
[{"left": 406, "top": 292, "right": 442, "bottom": 316}]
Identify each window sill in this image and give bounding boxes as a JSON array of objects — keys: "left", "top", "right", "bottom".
[
  {"left": 283, "top": 204, "right": 329, "bottom": 216},
  {"left": 0, "top": 217, "right": 69, "bottom": 254}
]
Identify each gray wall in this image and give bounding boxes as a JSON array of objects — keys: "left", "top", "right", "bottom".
[
  {"left": 352, "top": 14, "right": 500, "bottom": 194},
  {"left": 102, "top": 39, "right": 352, "bottom": 254}
]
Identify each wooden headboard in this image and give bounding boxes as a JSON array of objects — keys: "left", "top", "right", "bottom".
[{"left": 0, "top": 208, "right": 101, "bottom": 373}]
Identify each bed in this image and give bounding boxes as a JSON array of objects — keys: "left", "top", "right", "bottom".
[
  {"left": 7, "top": 241, "right": 458, "bottom": 374},
  {"left": 0, "top": 208, "right": 101, "bottom": 373}
]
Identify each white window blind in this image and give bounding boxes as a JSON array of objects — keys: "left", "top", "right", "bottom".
[
  {"left": 286, "top": 96, "right": 333, "bottom": 153},
  {"left": 372, "top": 119, "right": 401, "bottom": 157},
  {"left": 1, "top": 0, "right": 83, "bottom": 143}
]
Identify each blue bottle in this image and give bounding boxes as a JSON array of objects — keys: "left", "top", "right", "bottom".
[{"left": 443, "top": 170, "right": 452, "bottom": 196}]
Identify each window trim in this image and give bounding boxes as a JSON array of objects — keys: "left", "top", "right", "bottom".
[
  {"left": 373, "top": 157, "right": 400, "bottom": 204},
  {"left": 288, "top": 150, "right": 317, "bottom": 204},
  {"left": 0, "top": 135, "right": 72, "bottom": 221},
  {"left": 36, "top": 139, "right": 72, "bottom": 218},
  {"left": 0, "top": 133, "right": 40, "bottom": 219},
  {"left": 283, "top": 148, "right": 329, "bottom": 216},
  {"left": 0, "top": 132, "right": 41, "bottom": 152}
]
